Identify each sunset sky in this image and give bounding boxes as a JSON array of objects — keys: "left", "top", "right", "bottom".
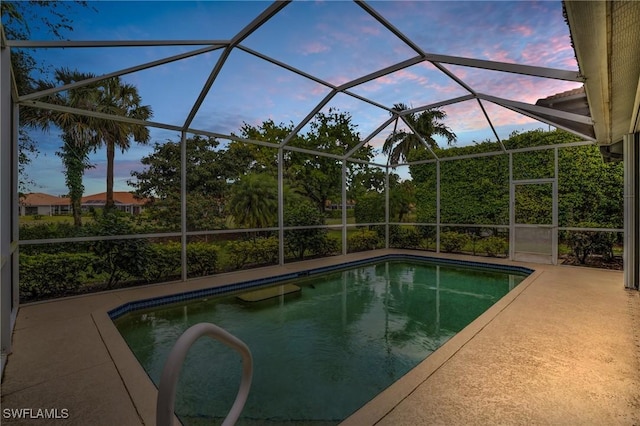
[{"left": 8, "top": 1, "right": 583, "bottom": 196}]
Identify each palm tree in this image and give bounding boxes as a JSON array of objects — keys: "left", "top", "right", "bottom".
[
  {"left": 382, "top": 103, "right": 457, "bottom": 166},
  {"left": 228, "top": 173, "right": 279, "bottom": 230},
  {"left": 92, "top": 77, "right": 152, "bottom": 210},
  {"left": 22, "top": 68, "right": 99, "bottom": 226},
  {"left": 23, "top": 72, "right": 152, "bottom": 219}
]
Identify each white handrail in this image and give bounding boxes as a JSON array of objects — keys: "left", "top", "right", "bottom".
[{"left": 156, "top": 323, "right": 253, "bottom": 426}]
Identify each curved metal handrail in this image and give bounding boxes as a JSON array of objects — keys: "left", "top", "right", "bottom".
[{"left": 156, "top": 323, "right": 253, "bottom": 426}]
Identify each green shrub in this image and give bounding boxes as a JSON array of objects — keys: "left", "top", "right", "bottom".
[
  {"left": 225, "top": 240, "right": 252, "bottom": 270},
  {"left": 480, "top": 236, "right": 508, "bottom": 257},
  {"left": 318, "top": 236, "right": 340, "bottom": 255},
  {"left": 348, "top": 230, "right": 380, "bottom": 252},
  {"left": 19, "top": 222, "right": 89, "bottom": 254},
  {"left": 132, "top": 241, "right": 221, "bottom": 281},
  {"left": 91, "top": 237, "right": 150, "bottom": 288},
  {"left": 144, "top": 242, "right": 182, "bottom": 282},
  {"left": 354, "top": 192, "right": 384, "bottom": 224},
  {"left": 440, "top": 231, "right": 470, "bottom": 253},
  {"left": 225, "top": 237, "right": 279, "bottom": 270},
  {"left": 285, "top": 201, "right": 331, "bottom": 260},
  {"left": 417, "top": 226, "right": 436, "bottom": 250},
  {"left": 568, "top": 222, "right": 616, "bottom": 264},
  {"left": 89, "top": 212, "right": 150, "bottom": 288},
  {"left": 187, "top": 242, "right": 218, "bottom": 277},
  {"left": 390, "top": 227, "right": 421, "bottom": 249},
  {"left": 252, "top": 236, "right": 279, "bottom": 264},
  {"left": 19, "top": 253, "right": 95, "bottom": 301},
  {"left": 375, "top": 224, "right": 388, "bottom": 240},
  {"left": 325, "top": 210, "right": 341, "bottom": 219}
]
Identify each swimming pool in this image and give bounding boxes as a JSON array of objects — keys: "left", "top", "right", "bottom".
[{"left": 113, "top": 256, "right": 530, "bottom": 425}]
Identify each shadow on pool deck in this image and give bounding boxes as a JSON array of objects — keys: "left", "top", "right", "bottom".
[{"left": 1, "top": 249, "right": 639, "bottom": 425}]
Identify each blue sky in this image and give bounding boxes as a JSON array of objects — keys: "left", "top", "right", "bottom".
[{"left": 10, "top": 1, "right": 582, "bottom": 196}]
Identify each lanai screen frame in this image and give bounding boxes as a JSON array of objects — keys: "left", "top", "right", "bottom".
[{"left": 1, "top": 0, "right": 613, "bottom": 365}]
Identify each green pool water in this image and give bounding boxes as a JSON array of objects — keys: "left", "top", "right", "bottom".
[{"left": 114, "top": 260, "right": 527, "bottom": 425}]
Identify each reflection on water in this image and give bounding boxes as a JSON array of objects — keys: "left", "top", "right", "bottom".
[{"left": 115, "top": 260, "right": 527, "bottom": 425}]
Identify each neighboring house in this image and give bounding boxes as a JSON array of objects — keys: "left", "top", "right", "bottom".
[
  {"left": 325, "top": 199, "right": 356, "bottom": 210},
  {"left": 81, "top": 192, "right": 147, "bottom": 215},
  {"left": 19, "top": 192, "right": 147, "bottom": 216},
  {"left": 19, "top": 193, "right": 71, "bottom": 216}
]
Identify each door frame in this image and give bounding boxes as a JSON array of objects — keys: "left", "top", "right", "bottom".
[{"left": 509, "top": 178, "right": 558, "bottom": 264}]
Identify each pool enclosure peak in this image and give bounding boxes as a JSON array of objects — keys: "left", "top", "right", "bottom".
[{"left": 3, "top": 0, "right": 596, "bottom": 165}]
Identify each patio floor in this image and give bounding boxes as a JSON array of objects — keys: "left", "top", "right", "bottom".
[{"left": 1, "top": 249, "right": 639, "bottom": 425}]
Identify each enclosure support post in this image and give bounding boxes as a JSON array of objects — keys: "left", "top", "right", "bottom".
[
  {"left": 436, "top": 161, "right": 441, "bottom": 253},
  {"left": 1, "top": 39, "right": 18, "bottom": 374},
  {"left": 342, "top": 161, "right": 347, "bottom": 255},
  {"left": 552, "top": 147, "right": 559, "bottom": 265},
  {"left": 508, "top": 152, "right": 514, "bottom": 261},
  {"left": 623, "top": 132, "right": 640, "bottom": 290},
  {"left": 278, "top": 148, "right": 285, "bottom": 264},
  {"left": 385, "top": 166, "right": 390, "bottom": 249},
  {"left": 180, "top": 131, "right": 187, "bottom": 282}
]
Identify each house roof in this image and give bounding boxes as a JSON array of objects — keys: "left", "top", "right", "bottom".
[
  {"left": 20, "top": 192, "right": 70, "bottom": 206},
  {"left": 81, "top": 192, "right": 147, "bottom": 206},
  {"left": 535, "top": 86, "right": 593, "bottom": 139}
]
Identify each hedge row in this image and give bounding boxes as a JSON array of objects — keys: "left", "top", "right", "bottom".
[
  {"left": 225, "top": 237, "right": 279, "bottom": 270},
  {"left": 19, "top": 242, "right": 219, "bottom": 302},
  {"left": 346, "top": 227, "right": 510, "bottom": 257}
]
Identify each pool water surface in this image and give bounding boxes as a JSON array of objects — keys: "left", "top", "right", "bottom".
[{"left": 114, "top": 259, "right": 528, "bottom": 425}]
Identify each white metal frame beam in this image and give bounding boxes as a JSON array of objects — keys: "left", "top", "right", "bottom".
[
  {"left": 18, "top": 45, "right": 224, "bottom": 102},
  {"left": 424, "top": 53, "right": 583, "bottom": 82},
  {"left": 479, "top": 94, "right": 594, "bottom": 125}
]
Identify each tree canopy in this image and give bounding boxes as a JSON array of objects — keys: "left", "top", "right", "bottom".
[
  {"left": 130, "top": 109, "right": 384, "bottom": 232},
  {"left": 383, "top": 103, "right": 456, "bottom": 166}
]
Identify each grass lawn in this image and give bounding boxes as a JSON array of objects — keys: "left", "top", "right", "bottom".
[
  {"left": 324, "top": 217, "right": 356, "bottom": 226},
  {"left": 19, "top": 214, "right": 96, "bottom": 226}
]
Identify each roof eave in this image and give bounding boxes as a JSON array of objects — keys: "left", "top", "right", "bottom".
[{"left": 564, "top": 1, "right": 610, "bottom": 144}]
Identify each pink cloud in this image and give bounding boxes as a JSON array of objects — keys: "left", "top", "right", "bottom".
[
  {"left": 300, "top": 41, "right": 331, "bottom": 55},
  {"left": 520, "top": 36, "right": 577, "bottom": 68},
  {"left": 485, "top": 48, "right": 515, "bottom": 64},
  {"left": 346, "top": 64, "right": 470, "bottom": 108},
  {"left": 482, "top": 102, "right": 536, "bottom": 127},
  {"left": 328, "top": 30, "right": 359, "bottom": 47},
  {"left": 293, "top": 84, "right": 329, "bottom": 102},
  {"left": 314, "top": 22, "right": 359, "bottom": 48},
  {"left": 358, "top": 24, "right": 381, "bottom": 36},
  {"left": 327, "top": 74, "right": 352, "bottom": 86},
  {"left": 510, "top": 24, "right": 533, "bottom": 37},
  {"left": 440, "top": 101, "right": 488, "bottom": 132}
]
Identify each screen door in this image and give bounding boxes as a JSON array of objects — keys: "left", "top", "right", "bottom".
[{"left": 511, "top": 181, "right": 557, "bottom": 264}]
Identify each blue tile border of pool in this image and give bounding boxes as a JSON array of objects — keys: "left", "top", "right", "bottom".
[{"left": 108, "top": 254, "right": 534, "bottom": 320}]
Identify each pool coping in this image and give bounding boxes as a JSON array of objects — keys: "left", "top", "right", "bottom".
[
  {"left": 91, "top": 251, "right": 539, "bottom": 426},
  {"left": 107, "top": 253, "right": 534, "bottom": 320}
]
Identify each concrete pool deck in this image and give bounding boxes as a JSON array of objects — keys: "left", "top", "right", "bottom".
[{"left": 1, "top": 249, "right": 639, "bottom": 425}]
